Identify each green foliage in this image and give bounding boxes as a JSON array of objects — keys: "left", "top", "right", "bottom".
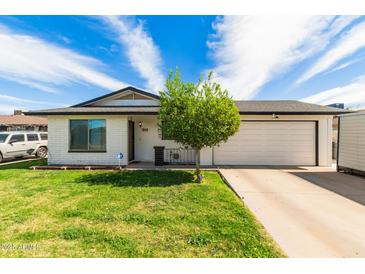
[
  {"left": 60, "top": 227, "right": 87, "bottom": 240},
  {"left": 187, "top": 233, "right": 214, "bottom": 246},
  {"left": 158, "top": 69, "right": 240, "bottom": 150}
]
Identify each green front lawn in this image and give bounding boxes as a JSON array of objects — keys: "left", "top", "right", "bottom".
[{"left": 0, "top": 160, "right": 284, "bottom": 257}]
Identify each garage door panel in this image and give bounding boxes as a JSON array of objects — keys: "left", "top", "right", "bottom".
[
  {"left": 214, "top": 121, "right": 316, "bottom": 165},
  {"left": 230, "top": 133, "right": 313, "bottom": 138},
  {"left": 218, "top": 140, "right": 315, "bottom": 149},
  {"left": 217, "top": 145, "right": 314, "bottom": 152},
  {"left": 222, "top": 138, "right": 315, "bottom": 145},
  {"left": 215, "top": 153, "right": 312, "bottom": 159},
  {"left": 216, "top": 151, "right": 315, "bottom": 157},
  {"left": 218, "top": 158, "right": 315, "bottom": 165}
]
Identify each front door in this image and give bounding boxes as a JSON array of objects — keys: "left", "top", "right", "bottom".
[{"left": 128, "top": 121, "right": 135, "bottom": 162}]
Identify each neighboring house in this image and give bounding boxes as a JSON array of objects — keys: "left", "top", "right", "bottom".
[
  {"left": 0, "top": 110, "right": 47, "bottom": 132},
  {"left": 27, "top": 87, "right": 348, "bottom": 167},
  {"left": 327, "top": 103, "right": 345, "bottom": 109},
  {"left": 326, "top": 104, "right": 345, "bottom": 160},
  {"left": 332, "top": 116, "right": 339, "bottom": 159},
  {"left": 337, "top": 112, "right": 365, "bottom": 175}
]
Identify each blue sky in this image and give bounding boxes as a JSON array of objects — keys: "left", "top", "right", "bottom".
[{"left": 1, "top": 15, "right": 365, "bottom": 114}]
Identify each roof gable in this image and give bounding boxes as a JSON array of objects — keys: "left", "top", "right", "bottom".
[{"left": 72, "top": 86, "right": 160, "bottom": 107}]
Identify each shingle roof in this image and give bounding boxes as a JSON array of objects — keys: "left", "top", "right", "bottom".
[
  {"left": 26, "top": 86, "right": 351, "bottom": 116},
  {"left": 0, "top": 115, "right": 47, "bottom": 125},
  {"left": 233, "top": 100, "right": 350, "bottom": 114},
  {"left": 26, "top": 100, "right": 350, "bottom": 116}
]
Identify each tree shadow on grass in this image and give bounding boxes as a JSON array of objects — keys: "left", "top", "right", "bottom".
[{"left": 75, "top": 170, "right": 195, "bottom": 187}]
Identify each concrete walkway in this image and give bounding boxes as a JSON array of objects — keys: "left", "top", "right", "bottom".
[{"left": 219, "top": 167, "right": 365, "bottom": 258}]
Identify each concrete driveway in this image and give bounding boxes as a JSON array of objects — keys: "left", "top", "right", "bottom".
[{"left": 219, "top": 166, "right": 365, "bottom": 258}]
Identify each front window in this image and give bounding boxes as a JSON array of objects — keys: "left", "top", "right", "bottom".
[
  {"left": 69, "top": 119, "right": 106, "bottom": 152},
  {"left": 0, "top": 134, "right": 9, "bottom": 143}
]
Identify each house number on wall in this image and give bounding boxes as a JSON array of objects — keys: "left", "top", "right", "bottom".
[{"left": 142, "top": 128, "right": 148, "bottom": 132}]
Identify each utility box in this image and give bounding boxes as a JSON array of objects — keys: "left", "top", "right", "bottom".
[{"left": 337, "top": 112, "right": 365, "bottom": 176}]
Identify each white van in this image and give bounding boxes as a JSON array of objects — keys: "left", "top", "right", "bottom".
[{"left": 0, "top": 132, "right": 48, "bottom": 162}]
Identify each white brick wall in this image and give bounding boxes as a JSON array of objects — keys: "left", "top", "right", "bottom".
[
  {"left": 48, "top": 115, "right": 128, "bottom": 166},
  {"left": 47, "top": 114, "right": 333, "bottom": 167}
]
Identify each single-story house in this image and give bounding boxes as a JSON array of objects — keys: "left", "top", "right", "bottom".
[
  {"left": 27, "top": 86, "right": 349, "bottom": 167},
  {"left": 0, "top": 110, "right": 47, "bottom": 132}
]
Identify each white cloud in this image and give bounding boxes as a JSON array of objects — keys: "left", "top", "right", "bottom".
[
  {"left": 302, "top": 76, "right": 365, "bottom": 109},
  {"left": 325, "top": 16, "right": 360, "bottom": 38},
  {"left": 328, "top": 57, "right": 362, "bottom": 73},
  {"left": 0, "top": 93, "right": 67, "bottom": 114},
  {"left": 1, "top": 75, "right": 61, "bottom": 94},
  {"left": 0, "top": 104, "right": 24, "bottom": 114},
  {"left": 207, "top": 16, "right": 359, "bottom": 99},
  {"left": 0, "top": 93, "right": 60, "bottom": 105},
  {"left": 102, "top": 16, "right": 165, "bottom": 92},
  {"left": 0, "top": 24, "right": 127, "bottom": 93},
  {"left": 297, "top": 19, "right": 365, "bottom": 84},
  {"left": 0, "top": 94, "right": 45, "bottom": 104}
]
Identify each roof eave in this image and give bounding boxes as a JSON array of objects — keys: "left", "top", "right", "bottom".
[
  {"left": 239, "top": 111, "right": 352, "bottom": 115},
  {"left": 26, "top": 111, "right": 159, "bottom": 116},
  {"left": 26, "top": 110, "right": 350, "bottom": 116}
]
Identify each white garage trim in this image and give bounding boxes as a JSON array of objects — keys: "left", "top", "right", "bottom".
[{"left": 213, "top": 120, "right": 318, "bottom": 166}]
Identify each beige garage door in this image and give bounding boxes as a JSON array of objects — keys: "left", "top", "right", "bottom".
[{"left": 214, "top": 121, "right": 316, "bottom": 165}]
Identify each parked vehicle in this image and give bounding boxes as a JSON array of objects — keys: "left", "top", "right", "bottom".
[{"left": 0, "top": 132, "right": 48, "bottom": 163}]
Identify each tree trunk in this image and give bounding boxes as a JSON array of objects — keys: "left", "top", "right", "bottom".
[{"left": 195, "top": 149, "right": 203, "bottom": 183}]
